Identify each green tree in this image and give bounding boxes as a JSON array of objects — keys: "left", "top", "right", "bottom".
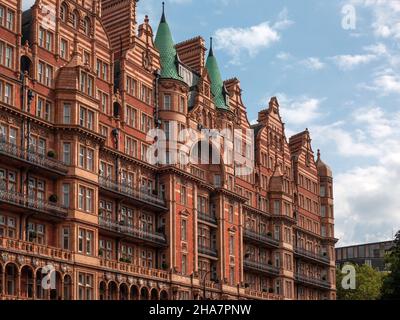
[
  {"left": 336, "top": 264, "right": 384, "bottom": 300},
  {"left": 381, "top": 231, "right": 400, "bottom": 300}
]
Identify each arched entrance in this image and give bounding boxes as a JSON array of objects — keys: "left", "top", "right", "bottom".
[
  {"left": 140, "top": 287, "right": 149, "bottom": 300},
  {"left": 35, "top": 268, "right": 46, "bottom": 300},
  {"left": 108, "top": 281, "right": 118, "bottom": 300},
  {"left": 150, "top": 288, "right": 159, "bottom": 300},
  {"left": 99, "top": 281, "right": 107, "bottom": 300},
  {"left": 5, "top": 263, "right": 18, "bottom": 297},
  {"left": 130, "top": 285, "right": 139, "bottom": 300},
  {"left": 20, "top": 265, "right": 34, "bottom": 299},
  {"left": 63, "top": 275, "right": 72, "bottom": 300},
  {"left": 50, "top": 272, "right": 62, "bottom": 300},
  {"left": 160, "top": 290, "right": 169, "bottom": 300},
  {"left": 119, "top": 283, "right": 129, "bottom": 300}
]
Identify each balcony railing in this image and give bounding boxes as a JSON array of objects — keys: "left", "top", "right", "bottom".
[
  {"left": 100, "top": 259, "right": 169, "bottom": 281},
  {"left": 99, "top": 176, "right": 166, "bottom": 209},
  {"left": 244, "top": 289, "right": 284, "bottom": 300},
  {"left": 198, "top": 245, "right": 218, "bottom": 258},
  {"left": 0, "top": 237, "right": 72, "bottom": 262},
  {"left": 190, "top": 166, "right": 206, "bottom": 180},
  {"left": 98, "top": 217, "right": 167, "bottom": 246},
  {"left": 294, "top": 247, "right": 330, "bottom": 265},
  {"left": 0, "top": 188, "right": 68, "bottom": 218},
  {"left": 295, "top": 273, "right": 331, "bottom": 289},
  {"left": 244, "top": 259, "right": 280, "bottom": 276},
  {"left": 198, "top": 212, "right": 218, "bottom": 225},
  {"left": 243, "top": 229, "right": 280, "bottom": 248},
  {"left": 0, "top": 140, "right": 68, "bottom": 175}
]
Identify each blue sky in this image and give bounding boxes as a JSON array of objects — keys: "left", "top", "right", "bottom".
[{"left": 23, "top": 0, "right": 400, "bottom": 246}]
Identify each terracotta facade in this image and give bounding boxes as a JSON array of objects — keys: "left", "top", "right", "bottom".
[{"left": 0, "top": 0, "right": 336, "bottom": 300}]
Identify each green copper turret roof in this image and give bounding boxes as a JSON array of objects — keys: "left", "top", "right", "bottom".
[
  {"left": 206, "top": 38, "right": 229, "bottom": 110},
  {"left": 154, "top": 3, "right": 181, "bottom": 81}
]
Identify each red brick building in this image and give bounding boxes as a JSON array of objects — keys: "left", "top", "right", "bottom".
[{"left": 0, "top": 0, "right": 337, "bottom": 300}]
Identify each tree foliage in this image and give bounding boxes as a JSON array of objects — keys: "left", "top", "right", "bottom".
[
  {"left": 336, "top": 263, "right": 384, "bottom": 300},
  {"left": 381, "top": 231, "right": 400, "bottom": 300}
]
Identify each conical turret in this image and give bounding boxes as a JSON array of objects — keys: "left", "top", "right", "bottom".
[
  {"left": 206, "top": 38, "right": 229, "bottom": 110},
  {"left": 154, "top": 2, "right": 181, "bottom": 81}
]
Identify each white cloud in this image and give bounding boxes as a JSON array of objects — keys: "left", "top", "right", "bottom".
[
  {"left": 310, "top": 105, "right": 400, "bottom": 246},
  {"left": 350, "top": 0, "right": 400, "bottom": 39},
  {"left": 276, "top": 52, "right": 292, "bottom": 61},
  {"left": 277, "top": 94, "right": 324, "bottom": 126},
  {"left": 276, "top": 91, "right": 400, "bottom": 245},
  {"left": 301, "top": 57, "right": 325, "bottom": 70},
  {"left": 331, "top": 53, "right": 377, "bottom": 70},
  {"left": 372, "top": 70, "right": 400, "bottom": 94},
  {"left": 213, "top": 8, "right": 293, "bottom": 65}
]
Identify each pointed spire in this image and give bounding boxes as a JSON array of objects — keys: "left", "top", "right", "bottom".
[
  {"left": 209, "top": 37, "right": 214, "bottom": 57},
  {"left": 317, "top": 149, "right": 321, "bottom": 161},
  {"left": 161, "top": 2, "right": 166, "bottom": 23}
]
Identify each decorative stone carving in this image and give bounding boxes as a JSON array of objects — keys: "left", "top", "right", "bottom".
[
  {"left": 32, "top": 258, "right": 39, "bottom": 267},
  {"left": 1, "top": 252, "right": 9, "bottom": 262},
  {"left": 105, "top": 273, "right": 113, "bottom": 281},
  {"left": 18, "top": 255, "right": 25, "bottom": 265}
]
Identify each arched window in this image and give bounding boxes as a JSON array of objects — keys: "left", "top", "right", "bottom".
[
  {"left": 60, "top": 3, "right": 68, "bottom": 22},
  {"left": 83, "top": 17, "right": 91, "bottom": 35},
  {"left": 71, "top": 11, "right": 79, "bottom": 29}
]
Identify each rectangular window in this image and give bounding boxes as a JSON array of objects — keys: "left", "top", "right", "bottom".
[
  {"left": 0, "top": 7, "right": 4, "bottom": 27},
  {"left": 78, "top": 229, "right": 94, "bottom": 256},
  {"left": 229, "top": 236, "right": 234, "bottom": 255},
  {"left": 77, "top": 186, "right": 94, "bottom": 213},
  {"left": 126, "top": 105, "right": 137, "bottom": 128},
  {"left": 182, "top": 254, "right": 187, "bottom": 275},
  {"left": 80, "top": 71, "right": 94, "bottom": 96},
  {"left": 164, "top": 95, "right": 171, "bottom": 110},
  {"left": 62, "top": 227, "right": 70, "bottom": 250},
  {"left": 125, "top": 136, "right": 137, "bottom": 158},
  {"left": 274, "top": 200, "right": 281, "bottom": 215},
  {"left": 180, "top": 185, "right": 187, "bottom": 205},
  {"left": 5, "top": 45, "right": 12, "bottom": 68},
  {"left": 6, "top": 10, "right": 15, "bottom": 30},
  {"left": 62, "top": 184, "right": 70, "bottom": 207},
  {"left": 179, "top": 96, "right": 185, "bottom": 113},
  {"left": 63, "top": 103, "right": 71, "bottom": 124},
  {"left": 126, "top": 76, "right": 137, "bottom": 96},
  {"left": 78, "top": 187, "right": 84, "bottom": 210},
  {"left": 39, "top": 28, "right": 45, "bottom": 47},
  {"left": 228, "top": 205, "right": 234, "bottom": 223},
  {"left": 181, "top": 219, "right": 187, "bottom": 241},
  {"left": 230, "top": 266, "right": 235, "bottom": 286},
  {"left": 45, "top": 32, "right": 53, "bottom": 51},
  {"left": 60, "top": 39, "right": 68, "bottom": 59}
]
